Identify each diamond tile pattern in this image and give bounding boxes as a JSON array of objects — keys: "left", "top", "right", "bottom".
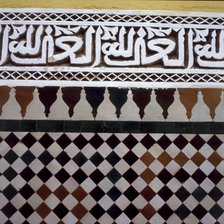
[{"left": 0, "top": 132, "right": 224, "bottom": 224}]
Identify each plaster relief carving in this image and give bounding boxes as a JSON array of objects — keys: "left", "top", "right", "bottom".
[{"left": 1, "top": 9, "right": 224, "bottom": 87}]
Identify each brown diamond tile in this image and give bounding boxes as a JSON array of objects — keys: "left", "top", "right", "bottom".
[
  {"left": 192, "top": 152, "right": 206, "bottom": 166},
  {"left": 140, "top": 169, "right": 156, "bottom": 184},
  {"left": 141, "top": 187, "right": 155, "bottom": 201},
  {"left": 157, "top": 152, "right": 172, "bottom": 166},
  {"left": 174, "top": 152, "right": 189, "bottom": 167},
  {"left": 37, "top": 185, "right": 52, "bottom": 200},
  {"left": 72, "top": 186, "right": 88, "bottom": 202},
  {"left": 54, "top": 186, "right": 69, "bottom": 201},
  {"left": 140, "top": 152, "right": 155, "bottom": 166},
  {"left": 36, "top": 203, "right": 51, "bottom": 218},
  {"left": 208, "top": 152, "right": 223, "bottom": 167},
  {"left": 141, "top": 204, "right": 156, "bottom": 219},
  {"left": 72, "top": 203, "right": 88, "bottom": 220}
]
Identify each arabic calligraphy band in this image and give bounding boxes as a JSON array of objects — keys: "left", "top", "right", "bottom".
[{"left": 0, "top": 25, "right": 223, "bottom": 68}]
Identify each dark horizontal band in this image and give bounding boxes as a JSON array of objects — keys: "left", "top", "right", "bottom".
[{"left": 0, "top": 120, "right": 223, "bottom": 134}]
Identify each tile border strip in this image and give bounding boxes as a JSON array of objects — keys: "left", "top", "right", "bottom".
[{"left": 0, "top": 120, "right": 223, "bottom": 134}]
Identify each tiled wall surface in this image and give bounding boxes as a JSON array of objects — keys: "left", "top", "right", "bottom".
[
  {"left": 0, "top": 86, "right": 223, "bottom": 121},
  {"left": 0, "top": 132, "right": 224, "bottom": 224},
  {"left": 0, "top": 86, "right": 224, "bottom": 224},
  {"left": 1, "top": 4, "right": 224, "bottom": 224}
]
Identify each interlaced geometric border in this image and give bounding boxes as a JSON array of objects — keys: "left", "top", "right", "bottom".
[
  {"left": 0, "top": 9, "right": 224, "bottom": 25},
  {"left": 0, "top": 71, "right": 224, "bottom": 83}
]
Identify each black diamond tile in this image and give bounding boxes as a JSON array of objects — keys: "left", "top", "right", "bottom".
[
  {"left": 90, "top": 204, "right": 105, "bottom": 219},
  {"left": 192, "top": 204, "right": 207, "bottom": 220},
  {"left": 175, "top": 187, "right": 190, "bottom": 202},
  {"left": 21, "top": 133, "right": 36, "bottom": 148},
  {"left": 106, "top": 134, "right": 121, "bottom": 149},
  {"left": 175, "top": 204, "right": 191, "bottom": 220},
  {"left": 21, "top": 150, "right": 35, "bottom": 165},
  {"left": 190, "top": 135, "right": 205, "bottom": 150},
  {"left": 106, "top": 152, "right": 120, "bottom": 166},
  {"left": 123, "top": 151, "right": 138, "bottom": 166},
  {"left": 5, "top": 133, "right": 20, "bottom": 148},
  {"left": 124, "top": 186, "right": 139, "bottom": 201},
  {"left": 107, "top": 205, "right": 122, "bottom": 219},
  {"left": 2, "top": 184, "right": 17, "bottom": 200},
  {"left": 107, "top": 187, "right": 122, "bottom": 201},
  {"left": 73, "top": 134, "right": 88, "bottom": 149},
  {"left": 157, "top": 135, "right": 172, "bottom": 149},
  {"left": 3, "top": 167, "right": 17, "bottom": 181},
  {"left": 4, "top": 150, "right": 18, "bottom": 164},
  {"left": 209, "top": 204, "right": 224, "bottom": 219},
  {"left": 158, "top": 169, "right": 173, "bottom": 184},
  {"left": 158, "top": 204, "right": 173, "bottom": 220},
  {"left": 73, "top": 169, "right": 88, "bottom": 184},
  {"left": 53, "top": 203, "right": 69, "bottom": 219},
  {"left": 123, "top": 168, "right": 138, "bottom": 183},
  {"left": 140, "top": 134, "right": 156, "bottom": 149},
  {"left": 38, "top": 151, "right": 54, "bottom": 166},
  {"left": 208, "top": 170, "right": 223, "bottom": 184},
  {"left": 175, "top": 168, "right": 190, "bottom": 183},
  {"left": 123, "top": 134, "right": 138, "bottom": 149},
  {"left": 55, "top": 169, "right": 70, "bottom": 184},
  {"left": 90, "top": 186, "right": 105, "bottom": 201},
  {"left": 56, "top": 152, "right": 70, "bottom": 166},
  {"left": 107, "top": 168, "right": 122, "bottom": 184},
  {"left": 158, "top": 186, "right": 173, "bottom": 201},
  {"left": 37, "top": 167, "right": 52, "bottom": 182},
  {"left": 90, "top": 152, "right": 104, "bottom": 167},
  {"left": 73, "top": 152, "right": 88, "bottom": 167},
  {"left": 19, "top": 203, "right": 34, "bottom": 218},
  {"left": 192, "top": 170, "right": 207, "bottom": 184},
  {"left": 38, "top": 133, "right": 54, "bottom": 148},
  {"left": 19, "top": 185, "right": 34, "bottom": 200},
  {"left": 2, "top": 203, "right": 17, "bottom": 218},
  {"left": 89, "top": 169, "right": 104, "bottom": 184},
  {"left": 89, "top": 134, "right": 104, "bottom": 149},
  {"left": 56, "top": 134, "right": 72, "bottom": 149},
  {"left": 124, "top": 204, "right": 139, "bottom": 220},
  {"left": 209, "top": 187, "right": 223, "bottom": 201},
  {"left": 173, "top": 135, "right": 188, "bottom": 149},
  {"left": 20, "top": 167, "right": 35, "bottom": 182},
  {"left": 192, "top": 187, "right": 207, "bottom": 202},
  {"left": 207, "top": 135, "right": 222, "bottom": 150}
]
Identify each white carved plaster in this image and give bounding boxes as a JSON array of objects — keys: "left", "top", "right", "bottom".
[{"left": 1, "top": 9, "right": 224, "bottom": 87}]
